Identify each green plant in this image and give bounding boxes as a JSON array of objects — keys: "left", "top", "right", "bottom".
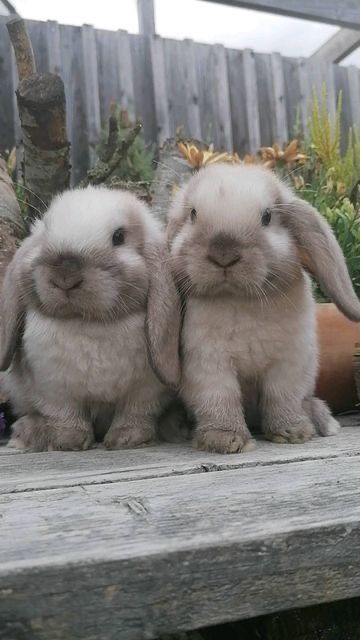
[
  {"left": 308, "top": 85, "right": 360, "bottom": 193},
  {"left": 267, "top": 87, "right": 360, "bottom": 302},
  {"left": 97, "top": 106, "right": 154, "bottom": 184}
]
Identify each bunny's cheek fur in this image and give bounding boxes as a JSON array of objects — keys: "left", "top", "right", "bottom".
[
  {"left": 20, "top": 310, "right": 163, "bottom": 409},
  {"left": 180, "top": 274, "right": 318, "bottom": 413}
]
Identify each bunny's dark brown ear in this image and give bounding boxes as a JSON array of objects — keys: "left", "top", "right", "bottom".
[
  {"left": 145, "top": 241, "right": 182, "bottom": 388},
  {"left": 283, "top": 197, "right": 360, "bottom": 322},
  {"left": 0, "top": 233, "right": 39, "bottom": 371}
]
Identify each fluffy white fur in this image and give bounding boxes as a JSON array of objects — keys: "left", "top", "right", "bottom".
[
  {"left": 1, "top": 186, "right": 180, "bottom": 451},
  {"left": 168, "top": 164, "right": 359, "bottom": 453}
]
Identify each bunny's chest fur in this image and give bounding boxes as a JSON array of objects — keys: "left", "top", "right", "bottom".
[
  {"left": 183, "top": 284, "right": 315, "bottom": 378},
  {"left": 23, "top": 310, "right": 152, "bottom": 403}
]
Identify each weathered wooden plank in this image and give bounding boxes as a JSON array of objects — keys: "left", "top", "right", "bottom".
[
  {"left": 182, "top": 39, "right": 202, "bottom": 139},
  {"left": 137, "top": 0, "right": 156, "bottom": 35},
  {"left": 26, "top": 19, "right": 49, "bottom": 73},
  {"left": 226, "top": 48, "right": 249, "bottom": 155},
  {"left": 243, "top": 48, "right": 261, "bottom": 152},
  {"left": 116, "top": 30, "right": 136, "bottom": 120},
  {"left": 46, "top": 20, "right": 62, "bottom": 75},
  {"left": 283, "top": 56, "right": 303, "bottom": 138},
  {"left": 297, "top": 57, "right": 312, "bottom": 134},
  {"left": 60, "top": 24, "right": 89, "bottom": 185},
  {"left": 308, "top": 59, "right": 337, "bottom": 124},
  {"left": 311, "top": 28, "right": 360, "bottom": 65},
  {"left": 81, "top": 25, "right": 102, "bottom": 166},
  {"left": 334, "top": 65, "right": 352, "bottom": 152},
  {"left": 254, "top": 53, "right": 273, "bottom": 147},
  {"left": 211, "top": 43, "right": 233, "bottom": 151},
  {"left": 150, "top": 35, "right": 171, "bottom": 143},
  {"left": 0, "top": 420, "right": 359, "bottom": 494},
  {"left": 2, "top": 450, "right": 360, "bottom": 638},
  {"left": 95, "top": 29, "right": 120, "bottom": 126},
  {"left": 129, "top": 33, "right": 157, "bottom": 142},
  {"left": 163, "top": 38, "right": 189, "bottom": 138},
  {"left": 195, "top": 42, "right": 233, "bottom": 150},
  {"left": 160, "top": 38, "right": 202, "bottom": 140},
  {"left": 199, "top": 0, "right": 360, "bottom": 29},
  {"left": 0, "top": 18, "right": 15, "bottom": 151},
  {"left": 270, "top": 52, "right": 288, "bottom": 145},
  {"left": 347, "top": 65, "right": 360, "bottom": 128}
]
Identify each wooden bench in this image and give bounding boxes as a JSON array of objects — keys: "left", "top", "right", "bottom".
[{"left": 1, "top": 414, "right": 360, "bottom": 639}]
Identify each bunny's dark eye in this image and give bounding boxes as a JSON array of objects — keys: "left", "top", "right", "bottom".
[
  {"left": 112, "top": 228, "right": 125, "bottom": 246},
  {"left": 190, "top": 208, "right": 197, "bottom": 222},
  {"left": 261, "top": 208, "right": 272, "bottom": 226}
]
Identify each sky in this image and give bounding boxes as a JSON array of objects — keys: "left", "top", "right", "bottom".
[{"left": 7, "top": 0, "right": 360, "bottom": 66}]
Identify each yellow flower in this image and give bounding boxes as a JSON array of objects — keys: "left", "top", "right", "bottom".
[
  {"left": 178, "top": 142, "right": 241, "bottom": 168},
  {"left": 259, "top": 140, "right": 307, "bottom": 167}
]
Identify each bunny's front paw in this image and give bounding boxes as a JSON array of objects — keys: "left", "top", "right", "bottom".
[
  {"left": 264, "top": 419, "right": 314, "bottom": 444},
  {"left": 193, "top": 425, "right": 255, "bottom": 454},
  {"left": 9, "top": 414, "right": 93, "bottom": 452},
  {"left": 9, "top": 414, "right": 50, "bottom": 452},
  {"left": 104, "top": 419, "right": 156, "bottom": 450}
]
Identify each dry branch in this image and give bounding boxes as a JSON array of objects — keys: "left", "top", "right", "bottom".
[
  {"left": 7, "top": 17, "right": 70, "bottom": 219},
  {"left": 80, "top": 122, "right": 142, "bottom": 187}
]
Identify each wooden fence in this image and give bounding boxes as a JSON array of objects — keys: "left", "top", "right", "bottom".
[{"left": 1, "top": 16, "right": 360, "bottom": 184}]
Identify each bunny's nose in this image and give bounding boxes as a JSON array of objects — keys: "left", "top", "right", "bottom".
[
  {"left": 51, "top": 257, "right": 83, "bottom": 291},
  {"left": 207, "top": 233, "right": 241, "bottom": 269}
]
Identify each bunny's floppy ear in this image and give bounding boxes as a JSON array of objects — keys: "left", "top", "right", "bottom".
[
  {"left": 283, "top": 197, "right": 360, "bottom": 322},
  {"left": 0, "top": 231, "right": 40, "bottom": 371},
  {"left": 145, "top": 241, "right": 182, "bottom": 388}
]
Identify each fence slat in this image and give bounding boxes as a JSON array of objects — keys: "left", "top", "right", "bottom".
[
  {"left": 270, "top": 52, "right": 288, "bottom": 145},
  {"left": 212, "top": 44, "right": 233, "bottom": 151},
  {"left": 226, "top": 49, "right": 249, "bottom": 155},
  {"left": 255, "top": 53, "right": 273, "bottom": 147},
  {"left": 243, "top": 49, "right": 261, "bottom": 152},
  {"left": 163, "top": 39, "right": 187, "bottom": 138},
  {"left": 196, "top": 42, "right": 233, "bottom": 150},
  {"left": 81, "top": 25, "right": 102, "bottom": 166},
  {"left": 297, "top": 58, "right": 311, "bottom": 133},
  {"left": 150, "top": 35, "right": 171, "bottom": 144},
  {"left": 182, "top": 39, "right": 202, "bottom": 139},
  {"left": 283, "top": 57, "right": 302, "bottom": 138},
  {"left": 334, "top": 65, "right": 352, "bottom": 152},
  {"left": 308, "top": 59, "right": 337, "bottom": 123},
  {"left": 46, "top": 21, "right": 62, "bottom": 75},
  {"left": 26, "top": 19, "right": 49, "bottom": 72},
  {"left": 347, "top": 66, "right": 360, "bottom": 128},
  {"left": 116, "top": 30, "right": 136, "bottom": 121},
  {"left": 96, "top": 29, "right": 120, "bottom": 125},
  {"left": 60, "top": 24, "right": 89, "bottom": 185},
  {"left": 129, "top": 33, "right": 157, "bottom": 142}
]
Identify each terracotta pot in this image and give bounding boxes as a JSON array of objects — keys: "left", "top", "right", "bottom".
[{"left": 316, "top": 303, "right": 360, "bottom": 414}]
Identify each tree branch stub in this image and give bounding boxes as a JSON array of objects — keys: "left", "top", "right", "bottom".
[{"left": 6, "top": 16, "right": 36, "bottom": 81}]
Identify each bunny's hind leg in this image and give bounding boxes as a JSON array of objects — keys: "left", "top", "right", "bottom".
[{"left": 303, "top": 396, "right": 341, "bottom": 437}]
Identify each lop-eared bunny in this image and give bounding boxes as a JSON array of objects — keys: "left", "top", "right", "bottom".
[
  {"left": 0, "top": 186, "right": 181, "bottom": 451},
  {"left": 168, "top": 164, "right": 360, "bottom": 453}
]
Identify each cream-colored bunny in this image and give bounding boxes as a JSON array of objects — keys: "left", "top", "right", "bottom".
[
  {"left": 0, "top": 186, "right": 181, "bottom": 451},
  {"left": 167, "top": 164, "right": 360, "bottom": 453}
]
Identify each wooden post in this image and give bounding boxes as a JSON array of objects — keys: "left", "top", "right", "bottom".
[
  {"left": 137, "top": 0, "right": 155, "bottom": 36},
  {"left": 6, "top": 16, "right": 70, "bottom": 218}
]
